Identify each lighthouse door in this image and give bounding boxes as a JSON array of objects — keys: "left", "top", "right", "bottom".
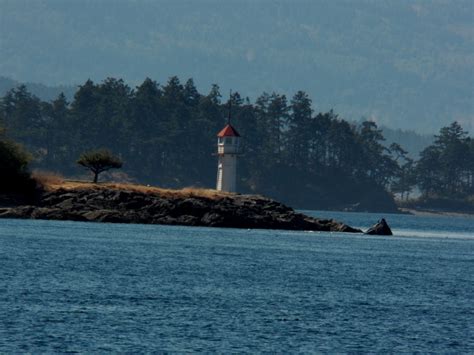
[{"left": 217, "top": 163, "right": 223, "bottom": 190}]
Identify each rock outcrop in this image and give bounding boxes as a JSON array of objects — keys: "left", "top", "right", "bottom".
[
  {"left": 0, "top": 187, "right": 364, "bottom": 233},
  {"left": 365, "top": 218, "right": 393, "bottom": 235}
]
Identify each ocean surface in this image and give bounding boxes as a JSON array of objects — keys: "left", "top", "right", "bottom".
[{"left": 0, "top": 211, "right": 473, "bottom": 352}]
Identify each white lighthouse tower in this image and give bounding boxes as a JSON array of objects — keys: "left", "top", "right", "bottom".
[{"left": 216, "top": 122, "right": 240, "bottom": 192}]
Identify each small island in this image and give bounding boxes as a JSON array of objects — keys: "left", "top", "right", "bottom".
[{"left": 0, "top": 121, "right": 391, "bottom": 234}]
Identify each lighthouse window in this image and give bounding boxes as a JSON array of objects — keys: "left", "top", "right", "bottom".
[{"left": 218, "top": 137, "right": 223, "bottom": 144}]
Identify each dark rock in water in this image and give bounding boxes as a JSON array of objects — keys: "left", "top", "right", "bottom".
[
  {"left": 365, "top": 218, "right": 393, "bottom": 235},
  {"left": 333, "top": 223, "right": 363, "bottom": 233}
]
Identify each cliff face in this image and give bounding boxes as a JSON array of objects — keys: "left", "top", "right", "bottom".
[{"left": 0, "top": 187, "right": 362, "bottom": 233}]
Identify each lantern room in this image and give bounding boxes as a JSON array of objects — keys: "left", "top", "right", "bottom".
[{"left": 217, "top": 124, "right": 240, "bottom": 155}]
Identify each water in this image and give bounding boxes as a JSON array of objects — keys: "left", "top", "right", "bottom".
[{"left": 0, "top": 212, "right": 473, "bottom": 352}]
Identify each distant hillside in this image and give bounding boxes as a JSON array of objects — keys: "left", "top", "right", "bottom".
[
  {"left": 0, "top": 0, "right": 473, "bottom": 134},
  {"left": 381, "top": 126, "right": 434, "bottom": 158},
  {"left": 0, "top": 77, "right": 76, "bottom": 102}
]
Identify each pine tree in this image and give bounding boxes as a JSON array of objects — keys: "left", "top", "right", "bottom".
[{"left": 286, "top": 91, "right": 312, "bottom": 170}]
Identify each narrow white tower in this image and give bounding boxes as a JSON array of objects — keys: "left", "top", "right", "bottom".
[{"left": 216, "top": 123, "right": 240, "bottom": 192}]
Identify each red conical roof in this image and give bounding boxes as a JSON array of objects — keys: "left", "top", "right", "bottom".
[{"left": 217, "top": 124, "right": 240, "bottom": 137}]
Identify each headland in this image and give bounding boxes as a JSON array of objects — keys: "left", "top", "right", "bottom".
[{"left": 0, "top": 180, "right": 366, "bottom": 233}]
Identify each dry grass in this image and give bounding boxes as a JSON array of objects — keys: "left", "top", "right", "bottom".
[
  {"left": 42, "top": 179, "right": 233, "bottom": 200},
  {"left": 32, "top": 170, "right": 64, "bottom": 189}
]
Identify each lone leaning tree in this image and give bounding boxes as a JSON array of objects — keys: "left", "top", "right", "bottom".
[{"left": 77, "top": 149, "right": 123, "bottom": 183}]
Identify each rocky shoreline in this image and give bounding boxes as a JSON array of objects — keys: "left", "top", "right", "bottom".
[{"left": 0, "top": 186, "right": 370, "bottom": 233}]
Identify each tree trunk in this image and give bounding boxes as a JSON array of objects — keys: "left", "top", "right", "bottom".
[{"left": 93, "top": 172, "right": 99, "bottom": 183}]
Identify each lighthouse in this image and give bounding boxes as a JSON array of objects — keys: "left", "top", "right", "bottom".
[{"left": 216, "top": 122, "right": 240, "bottom": 192}]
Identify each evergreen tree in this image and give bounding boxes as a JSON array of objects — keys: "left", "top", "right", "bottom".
[
  {"left": 69, "top": 79, "right": 100, "bottom": 153},
  {"left": 358, "top": 121, "right": 395, "bottom": 186},
  {"left": 44, "top": 93, "right": 72, "bottom": 170},
  {"left": 0, "top": 85, "right": 45, "bottom": 149},
  {"left": 286, "top": 91, "right": 312, "bottom": 170},
  {"left": 129, "top": 78, "right": 164, "bottom": 182},
  {"left": 416, "top": 121, "right": 472, "bottom": 198}
]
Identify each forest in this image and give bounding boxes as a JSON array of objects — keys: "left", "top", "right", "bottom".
[{"left": 0, "top": 77, "right": 473, "bottom": 212}]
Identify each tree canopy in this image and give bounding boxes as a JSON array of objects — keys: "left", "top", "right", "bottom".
[
  {"left": 416, "top": 122, "right": 473, "bottom": 199},
  {"left": 77, "top": 149, "right": 123, "bottom": 183}
]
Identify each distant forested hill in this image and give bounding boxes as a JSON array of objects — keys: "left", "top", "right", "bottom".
[
  {"left": 380, "top": 126, "right": 434, "bottom": 159},
  {"left": 0, "top": 77, "right": 76, "bottom": 102},
  {"left": 0, "top": 0, "right": 473, "bottom": 134}
]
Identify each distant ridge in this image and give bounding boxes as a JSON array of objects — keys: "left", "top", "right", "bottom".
[
  {"left": 380, "top": 126, "right": 434, "bottom": 158},
  {"left": 0, "top": 76, "right": 76, "bottom": 102}
]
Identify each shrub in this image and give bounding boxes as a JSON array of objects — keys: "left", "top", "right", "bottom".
[{"left": 0, "top": 138, "right": 35, "bottom": 194}]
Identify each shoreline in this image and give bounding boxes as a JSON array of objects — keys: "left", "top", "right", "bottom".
[
  {"left": 399, "top": 208, "right": 474, "bottom": 218},
  {"left": 0, "top": 181, "right": 366, "bottom": 233}
]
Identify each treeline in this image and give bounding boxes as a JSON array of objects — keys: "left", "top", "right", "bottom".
[
  {"left": 416, "top": 122, "right": 474, "bottom": 201},
  {"left": 0, "top": 77, "right": 472, "bottom": 211}
]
